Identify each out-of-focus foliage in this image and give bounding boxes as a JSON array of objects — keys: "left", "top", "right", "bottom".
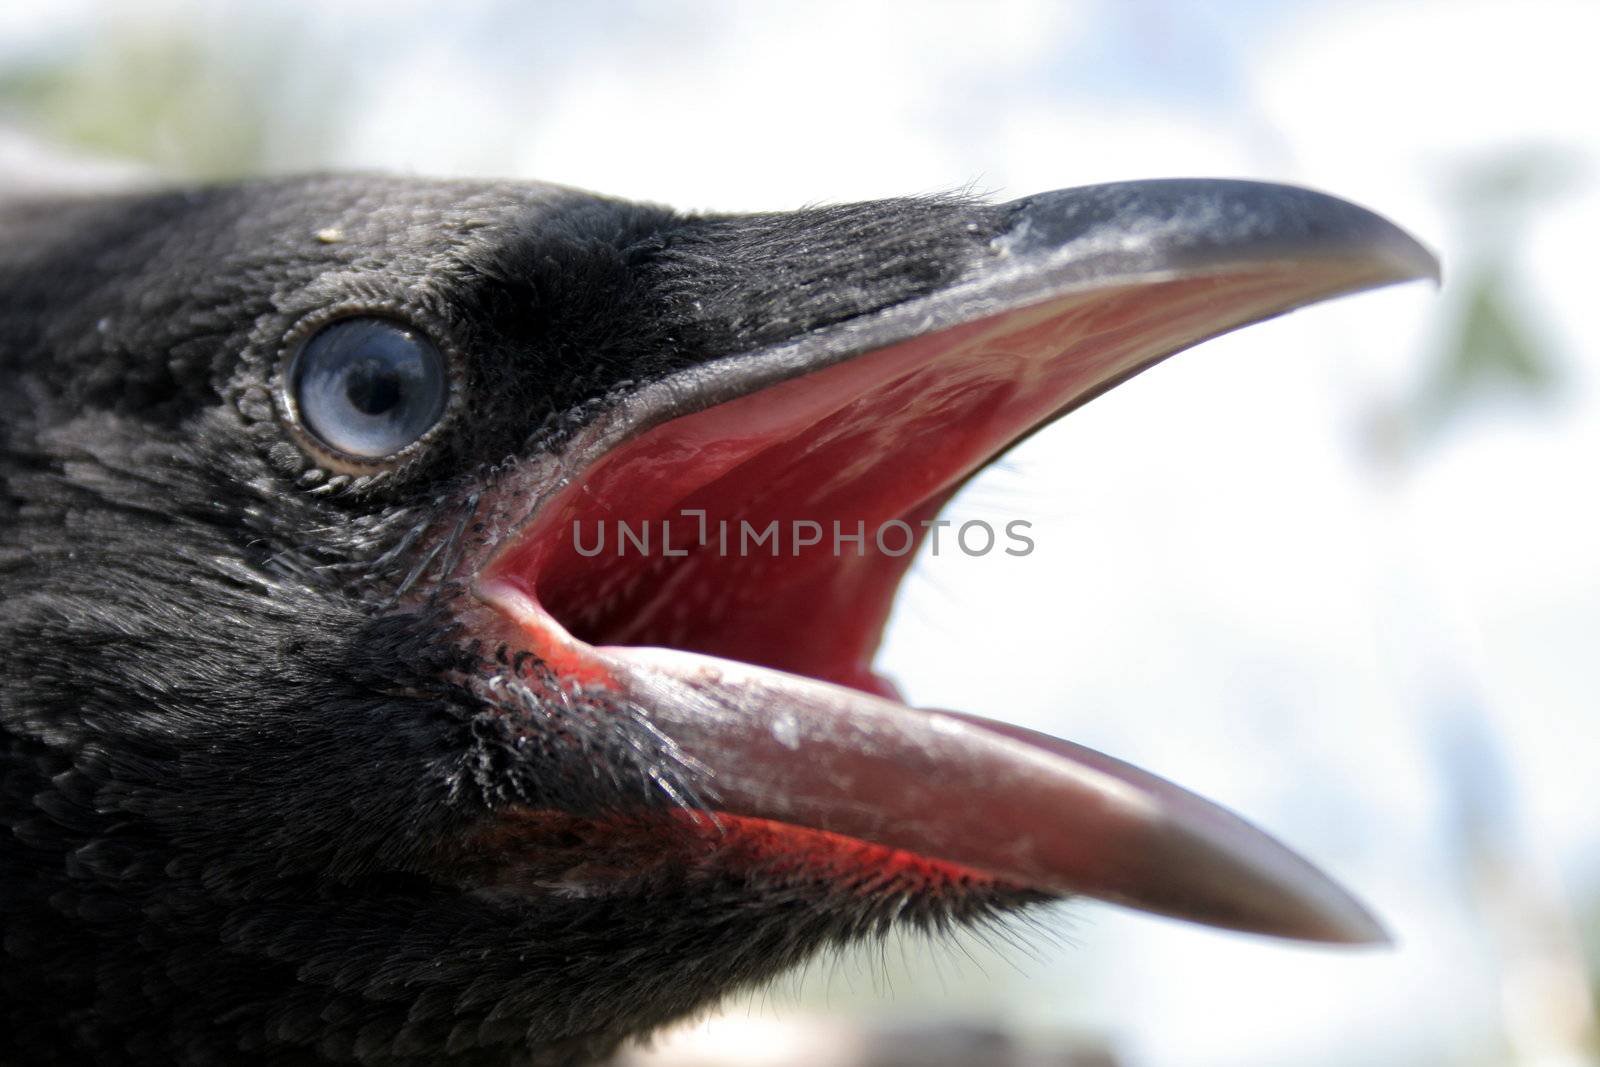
[
  {"left": 0, "top": 17, "right": 336, "bottom": 178},
  {"left": 1426, "top": 156, "right": 1572, "bottom": 413},
  {"left": 1365, "top": 152, "right": 1578, "bottom": 471}
]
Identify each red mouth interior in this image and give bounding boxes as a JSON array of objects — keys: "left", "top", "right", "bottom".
[
  {"left": 479, "top": 269, "right": 1328, "bottom": 693},
  {"left": 463, "top": 808, "right": 1004, "bottom": 895}
]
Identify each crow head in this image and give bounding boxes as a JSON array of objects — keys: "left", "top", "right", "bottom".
[{"left": 0, "top": 176, "right": 1434, "bottom": 1065}]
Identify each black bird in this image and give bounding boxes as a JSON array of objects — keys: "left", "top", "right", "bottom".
[{"left": 0, "top": 175, "right": 1435, "bottom": 1066}]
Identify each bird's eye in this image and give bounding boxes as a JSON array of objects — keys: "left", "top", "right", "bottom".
[{"left": 288, "top": 318, "right": 449, "bottom": 460}]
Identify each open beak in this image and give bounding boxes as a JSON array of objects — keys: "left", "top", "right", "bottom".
[{"left": 475, "top": 179, "right": 1437, "bottom": 945}]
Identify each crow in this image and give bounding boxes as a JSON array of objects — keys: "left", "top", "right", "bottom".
[{"left": 0, "top": 175, "right": 1435, "bottom": 1066}]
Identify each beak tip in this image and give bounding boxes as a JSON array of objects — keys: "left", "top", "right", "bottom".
[
  {"left": 1320, "top": 899, "right": 1394, "bottom": 949},
  {"left": 1122, "top": 768, "right": 1394, "bottom": 950},
  {"left": 1273, "top": 905, "right": 1391, "bottom": 949},
  {"left": 1255, "top": 868, "right": 1393, "bottom": 948},
  {"left": 1370, "top": 223, "right": 1441, "bottom": 290},
  {"left": 1002, "top": 177, "right": 1441, "bottom": 296}
]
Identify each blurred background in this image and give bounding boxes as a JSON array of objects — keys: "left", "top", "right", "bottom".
[{"left": 3, "top": 2, "right": 1595, "bottom": 1064}]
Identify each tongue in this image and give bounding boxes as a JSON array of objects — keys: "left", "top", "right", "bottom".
[{"left": 597, "top": 643, "right": 1387, "bottom": 945}]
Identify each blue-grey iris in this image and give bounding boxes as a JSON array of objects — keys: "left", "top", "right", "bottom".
[{"left": 289, "top": 318, "right": 448, "bottom": 460}]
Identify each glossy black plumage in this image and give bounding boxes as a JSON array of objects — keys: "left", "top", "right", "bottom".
[
  {"left": 0, "top": 177, "right": 1018, "bottom": 1065},
  {"left": 0, "top": 173, "right": 1433, "bottom": 1065}
]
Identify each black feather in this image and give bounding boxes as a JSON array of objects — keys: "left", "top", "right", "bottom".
[{"left": 0, "top": 175, "right": 1021, "bottom": 1065}]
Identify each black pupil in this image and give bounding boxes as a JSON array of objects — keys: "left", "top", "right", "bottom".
[{"left": 343, "top": 356, "right": 404, "bottom": 416}]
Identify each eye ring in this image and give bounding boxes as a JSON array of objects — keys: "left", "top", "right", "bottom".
[{"left": 279, "top": 312, "right": 455, "bottom": 472}]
